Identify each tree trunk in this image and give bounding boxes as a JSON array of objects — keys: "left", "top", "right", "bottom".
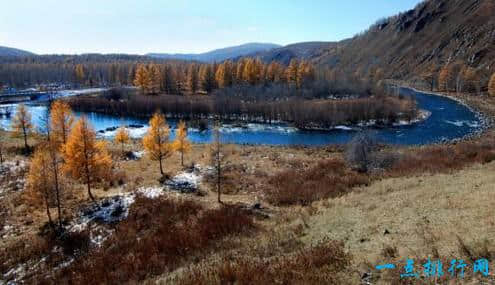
[
  {"left": 22, "top": 125, "right": 28, "bottom": 151},
  {"left": 181, "top": 150, "right": 184, "bottom": 167},
  {"left": 44, "top": 193, "right": 54, "bottom": 229},
  {"left": 159, "top": 157, "right": 164, "bottom": 175},
  {"left": 217, "top": 151, "right": 221, "bottom": 204},
  {"left": 53, "top": 156, "right": 62, "bottom": 229},
  {"left": 86, "top": 174, "right": 95, "bottom": 202},
  {"left": 85, "top": 163, "right": 95, "bottom": 202}
]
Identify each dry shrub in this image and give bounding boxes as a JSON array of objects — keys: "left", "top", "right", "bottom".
[
  {"left": 176, "top": 239, "right": 351, "bottom": 285},
  {"left": 0, "top": 236, "right": 51, "bottom": 274},
  {"left": 266, "top": 158, "right": 369, "bottom": 206},
  {"left": 49, "top": 196, "right": 257, "bottom": 283},
  {"left": 387, "top": 138, "right": 495, "bottom": 177}
]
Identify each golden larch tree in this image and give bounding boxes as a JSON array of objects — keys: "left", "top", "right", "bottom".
[
  {"left": 286, "top": 59, "right": 300, "bottom": 88},
  {"left": 11, "top": 104, "right": 33, "bottom": 151},
  {"left": 172, "top": 120, "right": 191, "bottom": 166},
  {"left": 143, "top": 112, "right": 173, "bottom": 175},
  {"left": 75, "top": 64, "right": 86, "bottom": 86},
  {"left": 26, "top": 146, "right": 55, "bottom": 227},
  {"left": 115, "top": 126, "right": 130, "bottom": 157},
  {"left": 134, "top": 64, "right": 151, "bottom": 94},
  {"left": 489, "top": 73, "right": 495, "bottom": 97},
  {"left": 187, "top": 64, "right": 199, "bottom": 94},
  {"left": 148, "top": 64, "right": 162, "bottom": 95},
  {"left": 63, "top": 117, "right": 112, "bottom": 202},
  {"left": 50, "top": 100, "right": 74, "bottom": 146}
]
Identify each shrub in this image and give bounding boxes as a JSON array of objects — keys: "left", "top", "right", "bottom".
[
  {"left": 345, "top": 132, "right": 378, "bottom": 173},
  {"left": 266, "top": 158, "right": 369, "bottom": 206},
  {"left": 386, "top": 137, "right": 495, "bottom": 177},
  {"left": 48, "top": 196, "right": 256, "bottom": 283}
]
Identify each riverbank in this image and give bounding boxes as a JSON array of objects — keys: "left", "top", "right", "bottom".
[{"left": 400, "top": 86, "right": 494, "bottom": 143}]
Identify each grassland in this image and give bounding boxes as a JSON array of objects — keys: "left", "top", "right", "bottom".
[{"left": 1, "top": 91, "right": 495, "bottom": 284}]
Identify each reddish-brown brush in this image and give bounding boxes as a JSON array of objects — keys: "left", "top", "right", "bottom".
[{"left": 266, "top": 158, "right": 369, "bottom": 206}]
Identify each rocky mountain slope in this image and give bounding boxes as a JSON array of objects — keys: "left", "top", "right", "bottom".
[
  {"left": 318, "top": 0, "right": 495, "bottom": 79},
  {"left": 253, "top": 0, "right": 495, "bottom": 81}
]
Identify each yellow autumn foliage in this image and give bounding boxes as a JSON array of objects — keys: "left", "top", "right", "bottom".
[
  {"left": 63, "top": 117, "right": 112, "bottom": 201},
  {"left": 143, "top": 112, "right": 172, "bottom": 175},
  {"left": 172, "top": 120, "right": 191, "bottom": 166},
  {"left": 115, "top": 126, "right": 130, "bottom": 156},
  {"left": 50, "top": 100, "right": 74, "bottom": 146},
  {"left": 11, "top": 104, "right": 33, "bottom": 150}
]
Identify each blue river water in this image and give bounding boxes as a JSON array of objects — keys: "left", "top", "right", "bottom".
[{"left": 0, "top": 88, "right": 483, "bottom": 146}]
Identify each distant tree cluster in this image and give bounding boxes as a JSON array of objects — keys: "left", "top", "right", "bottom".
[
  {"left": 131, "top": 58, "right": 316, "bottom": 95},
  {"left": 0, "top": 55, "right": 316, "bottom": 95}
]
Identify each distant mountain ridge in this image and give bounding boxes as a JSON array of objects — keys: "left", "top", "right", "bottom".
[
  {"left": 147, "top": 43, "right": 281, "bottom": 63},
  {"left": 244, "top": 41, "right": 342, "bottom": 65},
  {"left": 0, "top": 46, "right": 35, "bottom": 57}
]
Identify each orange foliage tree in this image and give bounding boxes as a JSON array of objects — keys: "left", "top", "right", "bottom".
[
  {"left": 489, "top": 73, "right": 495, "bottom": 97},
  {"left": 143, "top": 112, "right": 173, "bottom": 175},
  {"left": 11, "top": 104, "right": 33, "bottom": 151},
  {"left": 114, "top": 126, "right": 130, "bottom": 157},
  {"left": 172, "top": 120, "right": 191, "bottom": 166},
  {"left": 26, "top": 142, "right": 66, "bottom": 229},
  {"left": 50, "top": 100, "right": 75, "bottom": 146},
  {"left": 26, "top": 146, "right": 55, "bottom": 227},
  {"left": 133, "top": 64, "right": 151, "bottom": 94},
  {"left": 63, "top": 117, "right": 112, "bottom": 202}
]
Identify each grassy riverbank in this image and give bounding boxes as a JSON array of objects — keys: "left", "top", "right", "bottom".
[{"left": 1, "top": 89, "right": 495, "bottom": 283}]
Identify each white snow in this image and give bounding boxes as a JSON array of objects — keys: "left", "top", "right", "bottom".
[
  {"left": 137, "top": 186, "right": 164, "bottom": 199},
  {"left": 133, "top": 151, "right": 144, "bottom": 158},
  {"left": 70, "top": 194, "right": 135, "bottom": 233},
  {"left": 55, "top": 88, "right": 107, "bottom": 98},
  {"left": 98, "top": 126, "right": 149, "bottom": 139}
]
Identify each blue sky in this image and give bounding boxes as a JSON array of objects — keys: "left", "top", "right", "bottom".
[{"left": 1, "top": 0, "right": 423, "bottom": 55}]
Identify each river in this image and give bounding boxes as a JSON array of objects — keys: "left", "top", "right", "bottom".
[{"left": 0, "top": 88, "right": 484, "bottom": 146}]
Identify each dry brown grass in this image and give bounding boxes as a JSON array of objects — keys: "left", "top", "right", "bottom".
[
  {"left": 302, "top": 160, "right": 495, "bottom": 283},
  {"left": 46, "top": 196, "right": 257, "bottom": 284},
  {"left": 265, "top": 158, "right": 370, "bottom": 206},
  {"left": 173, "top": 239, "right": 352, "bottom": 285}
]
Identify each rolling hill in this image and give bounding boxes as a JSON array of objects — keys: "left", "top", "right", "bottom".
[
  {"left": 315, "top": 0, "right": 495, "bottom": 79},
  {"left": 251, "top": 0, "right": 495, "bottom": 82},
  {"left": 147, "top": 42, "right": 281, "bottom": 63},
  {"left": 244, "top": 41, "right": 342, "bottom": 65},
  {"left": 0, "top": 46, "right": 35, "bottom": 57}
]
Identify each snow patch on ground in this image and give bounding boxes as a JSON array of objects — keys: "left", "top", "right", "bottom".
[
  {"left": 70, "top": 194, "right": 135, "bottom": 233},
  {"left": 133, "top": 151, "right": 145, "bottom": 159},
  {"left": 0, "top": 159, "right": 28, "bottom": 197},
  {"left": 137, "top": 186, "right": 164, "bottom": 199},
  {"left": 98, "top": 126, "right": 149, "bottom": 139}
]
